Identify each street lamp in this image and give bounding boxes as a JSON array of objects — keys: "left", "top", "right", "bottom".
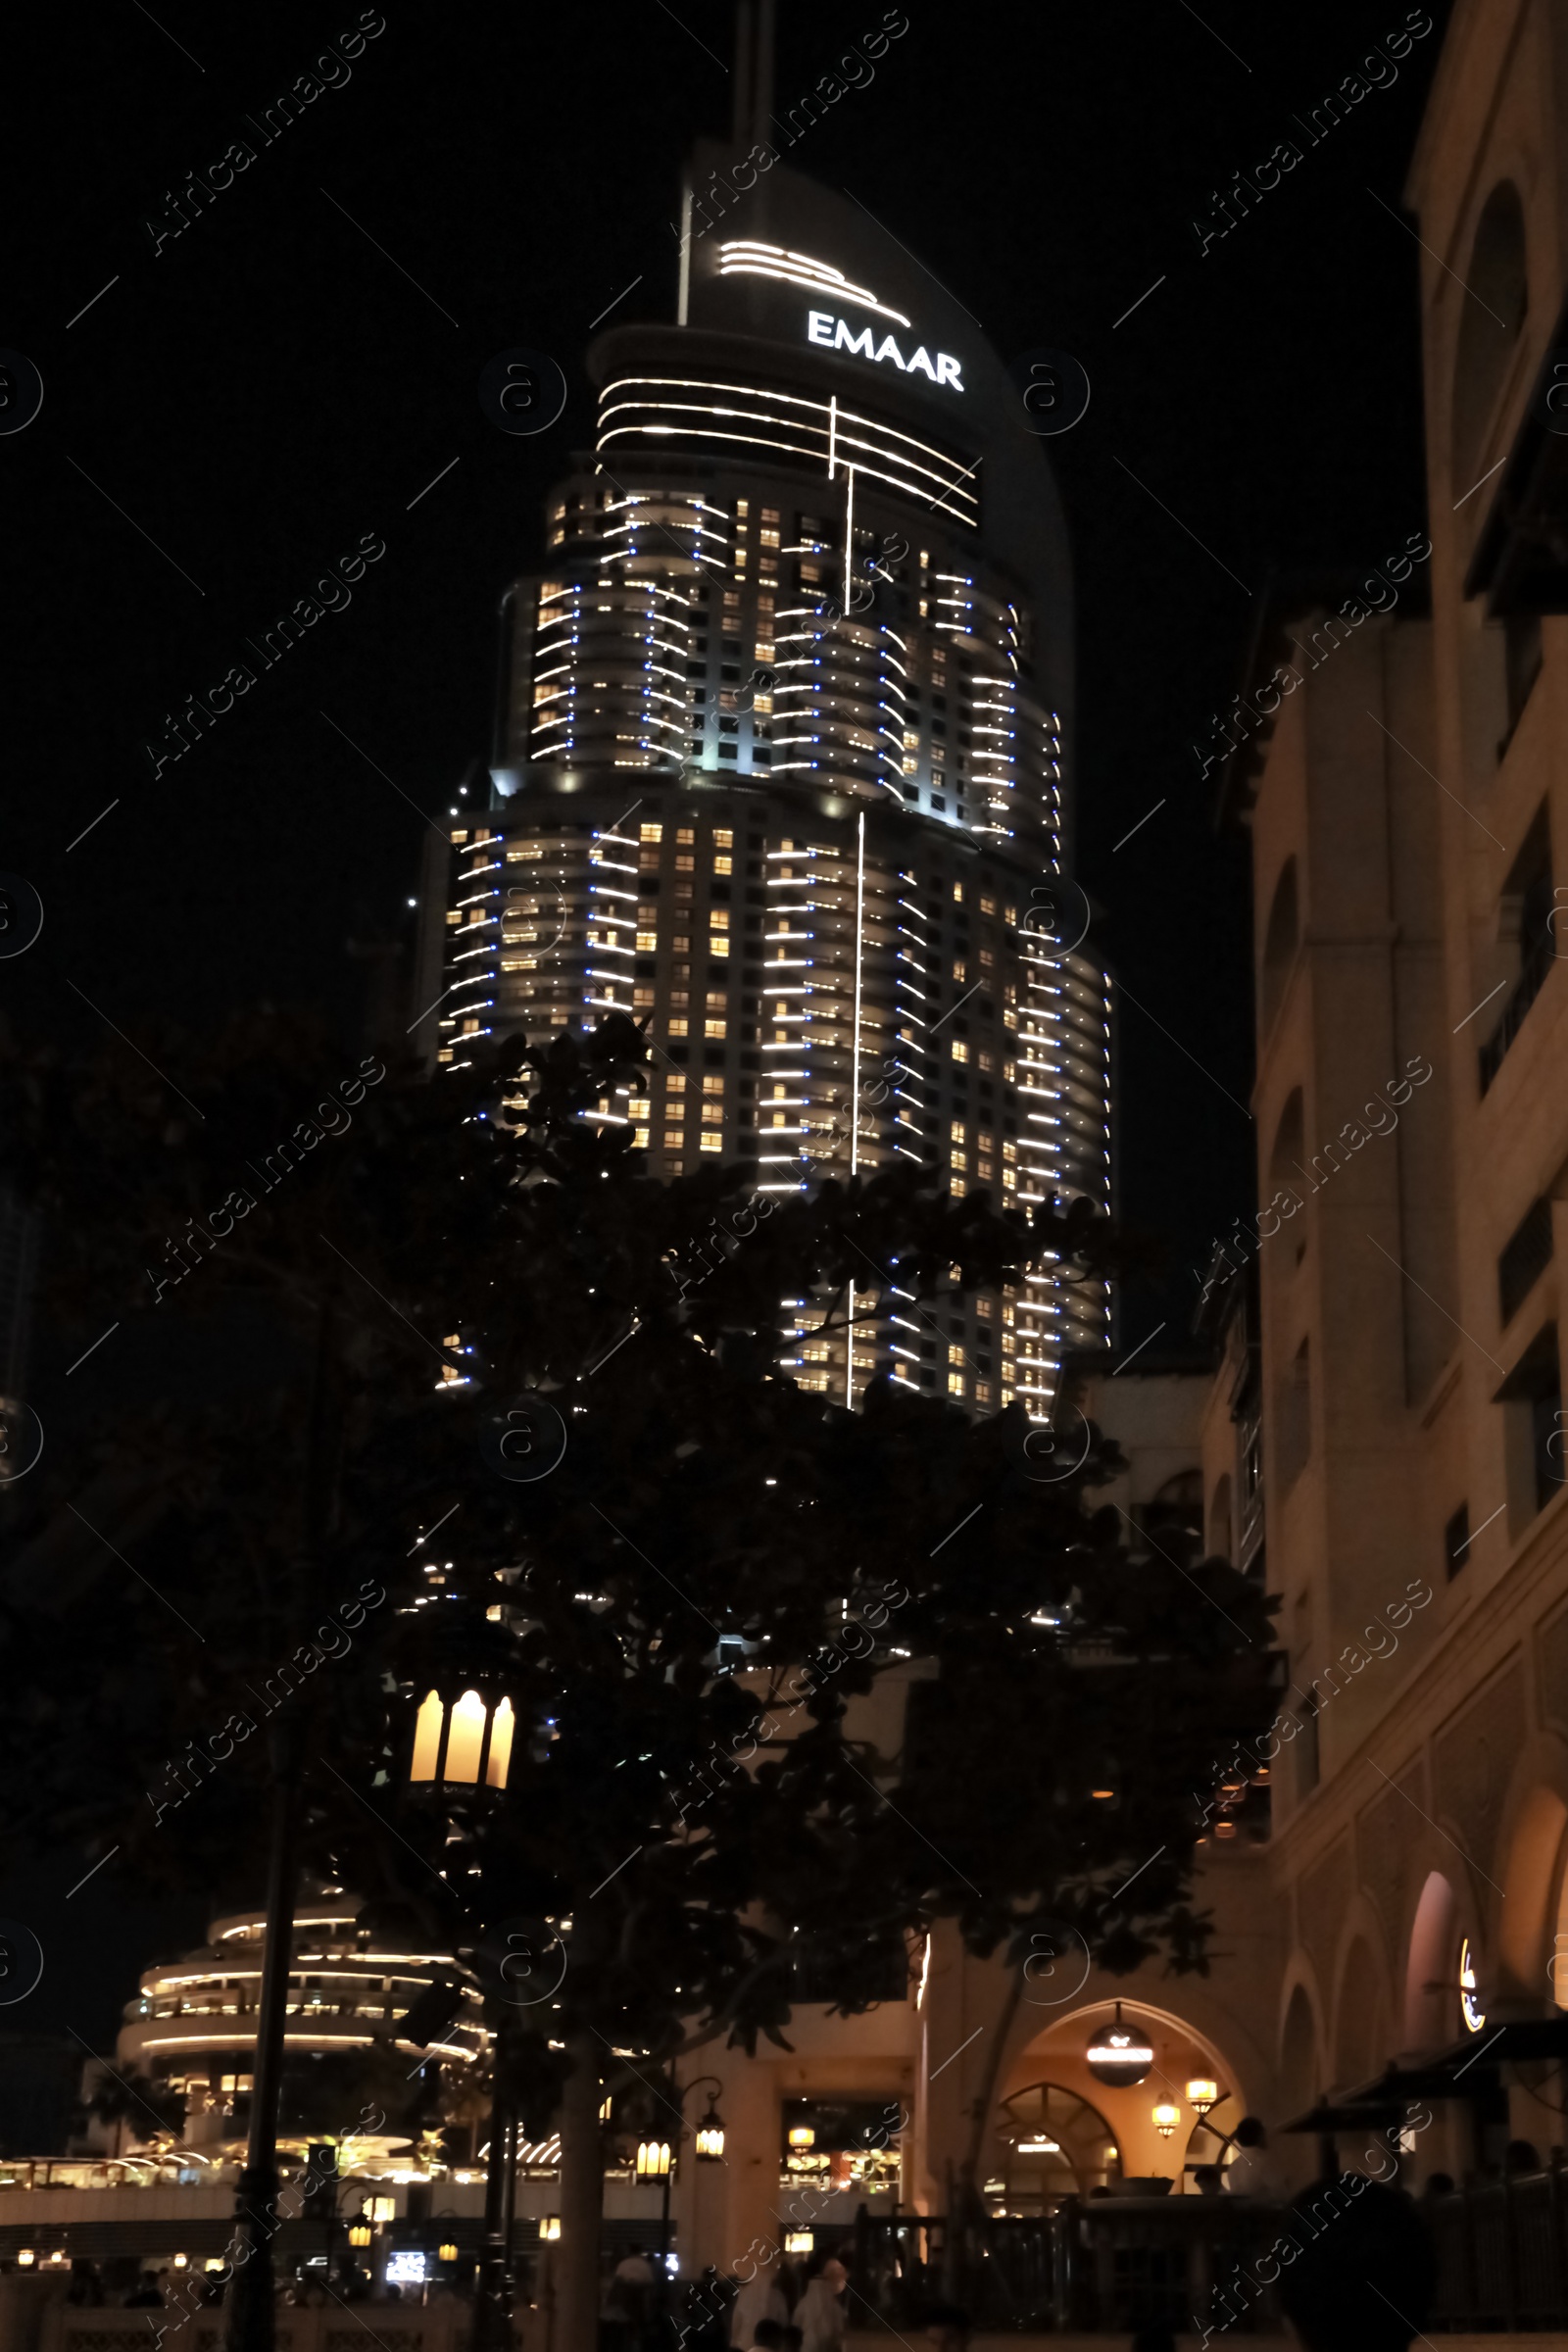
[
  {"left": 651, "top": 2075, "right": 726, "bottom": 2283},
  {"left": 636, "top": 2141, "right": 672, "bottom": 2179},
  {"left": 408, "top": 1686, "right": 516, "bottom": 1789}
]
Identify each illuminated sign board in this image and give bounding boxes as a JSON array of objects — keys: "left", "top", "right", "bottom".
[
  {"left": 711, "top": 242, "right": 965, "bottom": 393},
  {"left": 807, "top": 311, "right": 964, "bottom": 391}
]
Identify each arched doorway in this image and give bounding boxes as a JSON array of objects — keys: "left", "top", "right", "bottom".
[
  {"left": 1404, "top": 1873, "right": 1458, "bottom": 2052},
  {"left": 994, "top": 2082, "right": 1117, "bottom": 2213},
  {"left": 998, "top": 2000, "right": 1244, "bottom": 2201}
]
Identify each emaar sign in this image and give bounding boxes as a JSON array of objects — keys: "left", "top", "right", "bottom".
[{"left": 807, "top": 310, "right": 964, "bottom": 391}]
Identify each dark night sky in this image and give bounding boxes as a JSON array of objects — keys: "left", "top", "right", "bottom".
[{"left": 1, "top": 0, "right": 1445, "bottom": 2038}]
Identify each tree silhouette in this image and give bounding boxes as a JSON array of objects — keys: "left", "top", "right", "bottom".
[{"left": 0, "top": 1012, "right": 1276, "bottom": 2352}]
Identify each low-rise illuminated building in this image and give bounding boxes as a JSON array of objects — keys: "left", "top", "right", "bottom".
[{"left": 116, "top": 1893, "right": 484, "bottom": 2157}]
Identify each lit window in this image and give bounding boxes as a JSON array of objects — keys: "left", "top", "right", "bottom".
[
  {"left": 702, "top": 1074, "right": 724, "bottom": 1093},
  {"left": 953, "top": 961, "right": 966, "bottom": 983},
  {"left": 949, "top": 1345, "right": 965, "bottom": 1369},
  {"left": 636, "top": 930, "right": 658, "bottom": 951},
  {"left": 976, "top": 1382, "right": 994, "bottom": 1405},
  {"left": 634, "top": 986, "right": 655, "bottom": 1007},
  {"left": 952, "top": 1041, "right": 969, "bottom": 1063},
  {"left": 953, "top": 882, "right": 964, "bottom": 903},
  {"left": 951, "top": 1121, "right": 965, "bottom": 1144},
  {"left": 977, "top": 1298, "right": 994, "bottom": 1319},
  {"left": 951, "top": 1149, "right": 966, "bottom": 1171},
  {"left": 668, "top": 1018, "right": 689, "bottom": 1036},
  {"left": 663, "top": 1128, "right": 683, "bottom": 1149},
  {"left": 700, "top": 1133, "right": 723, "bottom": 1152},
  {"left": 714, "top": 829, "right": 734, "bottom": 848},
  {"left": 676, "top": 853, "right": 695, "bottom": 871},
  {"left": 980, "top": 897, "right": 996, "bottom": 915},
  {"left": 701, "top": 1101, "right": 724, "bottom": 1123},
  {"left": 948, "top": 1371, "right": 964, "bottom": 1394},
  {"left": 640, "top": 822, "right": 662, "bottom": 843},
  {"left": 713, "top": 855, "right": 733, "bottom": 874},
  {"left": 666, "top": 1075, "right": 686, "bottom": 1096},
  {"left": 634, "top": 1126, "right": 650, "bottom": 1148},
  {"left": 678, "top": 828, "right": 695, "bottom": 845}
]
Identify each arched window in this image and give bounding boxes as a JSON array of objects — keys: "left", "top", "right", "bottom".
[
  {"left": 1260, "top": 858, "right": 1298, "bottom": 1035},
  {"left": 1403, "top": 1872, "right": 1458, "bottom": 2050},
  {"left": 1268, "top": 1088, "right": 1306, "bottom": 1201},
  {"left": 996, "top": 2082, "right": 1119, "bottom": 2210},
  {"left": 1276, "top": 1337, "right": 1311, "bottom": 1492},
  {"left": 1452, "top": 182, "right": 1529, "bottom": 481}
]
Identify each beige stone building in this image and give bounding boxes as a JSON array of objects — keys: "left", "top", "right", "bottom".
[{"left": 670, "top": 0, "right": 1568, "bottom": 2275}]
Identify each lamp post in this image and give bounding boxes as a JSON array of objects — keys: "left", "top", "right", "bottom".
[
  {"left": 221, "top": 1710, "right": 304, "bottom": 2352},
  {"left": 653, "top": 2078, "right": 725, "bottom": 2291},
  {"left": 404, "top": 1674, "right": 517, "bottom": 2352}
]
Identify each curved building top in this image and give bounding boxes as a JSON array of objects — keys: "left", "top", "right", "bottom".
[{"left": 588, "top": 136, "right": 1075, "bottom": 743}]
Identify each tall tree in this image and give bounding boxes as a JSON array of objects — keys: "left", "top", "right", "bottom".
[{"left": 0, "top": 1015, "right": 1275, "bottom": 2352}]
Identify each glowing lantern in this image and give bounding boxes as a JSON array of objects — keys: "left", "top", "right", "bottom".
[{"left": 1086, "top": 2003, "right": 1153, "bottom": 2088}]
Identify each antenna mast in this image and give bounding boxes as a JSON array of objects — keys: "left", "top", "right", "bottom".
[{"left": 731, "top": 0, "right": 775, "bottom": 150}]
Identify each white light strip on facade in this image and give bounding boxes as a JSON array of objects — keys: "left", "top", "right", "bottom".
[
  {"left": 715, "top": 241, "right": 912, "bottom": 327},
  {"left": 599, "top": 379, "right": 977, "bottom": 505}
]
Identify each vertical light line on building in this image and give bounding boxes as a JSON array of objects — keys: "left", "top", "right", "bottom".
[
  {"left": 846, "top": 808, "right": 867, "bottom": 1411},
  {"left": 677, "top": 185, "right": 694, "bottom": 326},
  {"left": 827, "top": 395, "right": 838, "bottom": 481},
  {"left": 842, "top": 465, "right": 857, "bottom": 614}
]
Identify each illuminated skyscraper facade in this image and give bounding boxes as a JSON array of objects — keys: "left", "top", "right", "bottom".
[{"left": 419, "top": 141, "right": 1110, "bottom": 1412}]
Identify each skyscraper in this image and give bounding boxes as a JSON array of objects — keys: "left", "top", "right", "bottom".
[{"left": 418, "top": 51, "right": 1110, "bottom": 1414}]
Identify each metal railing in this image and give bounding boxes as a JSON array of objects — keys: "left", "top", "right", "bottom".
[
  {"left": 848, "top": 2201, "right": 1286, "bottom": 2334},
  {"left": 845, "top": 2174, "right": 1568, "bottom": 2334},
  {"left": 1429, "top": 2171, "right": 1568, "bottom": 2331}
]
